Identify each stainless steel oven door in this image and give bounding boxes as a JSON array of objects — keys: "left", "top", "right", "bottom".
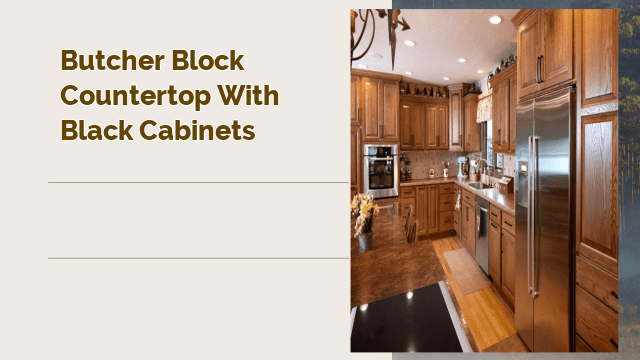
[{"left": 363, "top": 144, "right": 399, "bottom": 199}]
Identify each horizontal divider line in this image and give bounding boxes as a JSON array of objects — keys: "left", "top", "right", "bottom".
[
  {"left": 48, "top": 182, "right": 348, "bottom": 184},
  {"left": 49, "top": 257, "right": 349, "bottom": 260}
]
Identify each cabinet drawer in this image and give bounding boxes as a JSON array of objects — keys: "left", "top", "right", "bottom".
[
  {"left": 501, "top": 212, "right": 515, "bottom": 235},
  {"left": 576, "top": 285, "right": 618, "bottom": 352},
  {"left": 440, "top": 210, "right": 455, "bottom": 231},
  {"left": 400, "top": 198, "right": 415, "bottom": 218},
  {"left": 489, "top": 204, "right": 502, "bottom": 224},
  {"left": 576, "top": 256, "right": 618, "bottom": 312},
  {"left": 461, "top": 188, "right": 474, "bottom": 204},
  {"left": 439, "top": 183, "right": 454, "bottom": 194},
  {"left": 439, "top": 194, "right": 455, "bottom": 211},
  {"left": 400, "top": 186, "right": 416, "bottom": 198}
]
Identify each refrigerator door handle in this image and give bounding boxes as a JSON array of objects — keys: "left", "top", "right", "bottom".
[
  {"left": 532, "top": 135, "right": 540, "bottom": 299},
  {"left": 527, "top": 135, "right": 532, "bottom": 295}
]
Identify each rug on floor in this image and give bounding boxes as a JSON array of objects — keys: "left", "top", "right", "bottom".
[
  {"left": 482, "top": 334, "right": 529, "bottom": 352},
  {"left": 443, "top": 248, "right": 492, "bottom": 295}
]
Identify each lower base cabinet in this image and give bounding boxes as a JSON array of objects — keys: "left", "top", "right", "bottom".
[
  {"left": 401, "top": 183, "right": 457, "bottom": 238},
  {"left": 501, "top": 229, "right": 516, "bottom": 307},
  {"left": 488, "top": 220, "right": 501, "bottom": 286}
]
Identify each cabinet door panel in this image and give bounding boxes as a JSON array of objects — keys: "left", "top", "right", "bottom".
[
  {"left": 413, "top": 103, "right": 426, "bottom": 150},
  {"left": 509, "top": 75, "right": 517, "bottom": 152},
  {"left": 361, "top": 77, "right": 380, "bottom": 140},
  {"left": 417, "top": 186, "right": 427, "bottom": 236},
  {"left": 350, "top": 125, "right": 361, "bottom": 196},
  {"left": 400, "top": 102, "right": 413, "bottom": 150},
  {"left": 449, "top": 90, "right": 463, "bottom": 150},
  {"left": 517, "top": 11, "right": 542, "bottom": 99},
  {"left": 579, "top": 113, "right": 618, "bottom": 276},
  {"left": 489, "top": 220, "right": 502, "bottom": 285},
  {"left": 381, "top": 80, "right": 399, "bottom": 141},
  {"left": 426, "top": 105, "right": 437, "bottom": 149},
  {"left": 428, "top": 185, "right": 439, "bottom": 233},
  {"left": 581, "top": 9, "right": 618, "bottom": 108},
  {"left": 351, "top": 75, "right": 360, "bottom": 125},
  {"left": 541, "top": 9, "right": 574, "bottom": 88},
  {"left": 437, "top": 105, "right": 449, "bottom": 149},
  {"left": 502, "top": 229, "right": 516, "bottom": 305}
]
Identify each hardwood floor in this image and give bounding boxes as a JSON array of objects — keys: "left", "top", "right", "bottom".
[{"left": 431, "top": 235, "right": 517, "bottom": 351}]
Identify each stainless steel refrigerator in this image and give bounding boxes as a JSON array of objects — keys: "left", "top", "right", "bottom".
[{"left": 515, "top": 87, "right": 575, "bottom": 352}]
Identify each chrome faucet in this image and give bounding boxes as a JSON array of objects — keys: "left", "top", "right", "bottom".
[{"left": 477, "top": 158, "right": 495, "bottom": 187}]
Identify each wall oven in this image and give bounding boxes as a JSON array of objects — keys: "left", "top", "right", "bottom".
[{"left": 363, "top": 144, "right": 399, "bottom": 199}]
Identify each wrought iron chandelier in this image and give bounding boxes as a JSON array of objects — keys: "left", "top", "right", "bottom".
[{"left": 351, "top": 9, "right": 411, "bottom": 71}]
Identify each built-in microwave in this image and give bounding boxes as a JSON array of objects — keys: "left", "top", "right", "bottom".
[{"left": 363, "top": 144, "right": 399, "bottom": 199}]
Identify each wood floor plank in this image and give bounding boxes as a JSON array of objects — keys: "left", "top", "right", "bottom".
[{"left": 432, "top": 236, "right": 516, "bottom": 351}]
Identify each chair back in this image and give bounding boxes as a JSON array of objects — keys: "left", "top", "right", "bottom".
[
  {"left": 404, "top": 205, "right": 413, "bottom": 238},
  {"left": 408, "top": 220, "right": 417, "bottom": 244}
]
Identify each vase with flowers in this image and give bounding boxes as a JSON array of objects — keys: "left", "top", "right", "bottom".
[{"left": 350, "top": 193, "right": 380, "bottom": 250}]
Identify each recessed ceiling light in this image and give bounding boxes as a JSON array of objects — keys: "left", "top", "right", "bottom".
[
  {"left": 477, "top": 69, "right": 484, "bottom": 74},
  {"left": 458, "top": 58, "right": 467, "bottom": 63},
  {"left": 405, "top": 71, "right": 413, "bottom": 75},
  {"left": 370, "top": 53, "right": 383, "bottom": 59},
  {"left": 443, "top": 77, "right": 450, "bottom": 81},
  {"left": 404, "top": 40, "right": 416, "bottom": 47},
  {"left": 490, "top": 15, "right": 502, "bottom": 24},
  {"left": 360, "top": 304, "right": 368, "bottom": 311},
  {"left": 407, "top": 291, "right": 414, "bottom": 299},
  {"left": 358, "top": 64, "right": 368, "bottom": 69}
]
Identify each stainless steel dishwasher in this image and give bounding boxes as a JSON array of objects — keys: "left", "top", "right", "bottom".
[{"left": 475, "top": 196, "right": 489, "bottom": 275}]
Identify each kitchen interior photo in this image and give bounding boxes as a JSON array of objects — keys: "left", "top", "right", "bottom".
[{"left": 350, "top": 9, "right": 619, "bottom": 353}]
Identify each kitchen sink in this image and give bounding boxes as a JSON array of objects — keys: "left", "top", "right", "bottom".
[{"left": 468, "top": 182, "right": 492, "bottom": 190}]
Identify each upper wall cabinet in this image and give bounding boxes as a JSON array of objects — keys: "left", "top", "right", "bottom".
[
  {"left": 361, "top": 76, "right": 399, "bottom": 143},
  {"left": 351, "top": 75, "right": 360, "bottom": 126},
  {"left": 448, "top": 83, "right": 470, "bottom": 151},
  {"left": 514, "top": 9, "right": 574, "bottom": 101},
  {"left": 400, "top": 101, "right": 426, "bottom": 150},
  {"left": 579, "top": 9, "right": 618, "bottom": 109},
  {"left": 489, "top": 65, "right": 517, "bottom": 154},
  {"left": 463, "top": 93, "right": 481, "bottom": 152}
]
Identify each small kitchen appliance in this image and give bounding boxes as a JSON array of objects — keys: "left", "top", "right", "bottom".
[{"left": 457, "top": 156, "right": 468, "bottom": 178}]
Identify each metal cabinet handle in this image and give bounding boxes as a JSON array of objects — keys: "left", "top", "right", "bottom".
[
  {"left": 379, "top": 125, "right": 382, "bottom": 138},
  {"left": 491, "top": 222, "right": 498, "bottom": 229},
  {"left": 498, "top": 129, "right": 501, "bottom": 146},
  {"left": 536, "top": 56, "right": 540, "bottom": 83},
  {"left": 610, "top": 338, "right": 618, "bottom": 349},
  {"left": 611, "top": 290, "right": 618, "bottom": 299},
  {"left": 505, "top": 221, "right": 513, "bottom": 227},
  {"left": 539, "top": 55, "right": 544, "bottom": 83},
  {"left": 459, "top": 134, "right": 462, "bottom": 146},
  {"left": 466, "top": 207, "right": 469, "bottom": 221},
  {"left": 357, "top": 109, "right": 360, "bottom": 122}
]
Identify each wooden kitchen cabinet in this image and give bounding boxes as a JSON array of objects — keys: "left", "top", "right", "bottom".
[
  {"left": 463, "top": 93, "right": 481, "bottom": 152},
  {"left": 400, "top": 101, "right": 426, "bottom": 150},
  {"left": 426, "top": 104, "right": 449, "bottom": 150},
  {"left": 461, "top": 200, "right": 475, "bottom": 257},
  {"left": 489, "top": 65, "right": 516, "bottom": 153},
  {"left": 577, "top": 112, "right": 618, "bottom": 276},
  {"left": 489, "top": 220, "right": 501, "bottom": 286},
  {"left": 579, "top": 9, "right": 618, "bottom": 109},
  {"left": 513, "top": 9, "right": 574, "bottom": 101},
  {"left": 428, "top": 185, "right": 439, "bottom": 234},
  {"left": 350, "top": 124, "right": 361, "bottom": 197},
  {"left": 416, "top": 185, "right": 427, "bottom": 236},
  {"left": 361, "top": 76, "right": 400, "bottom": 142},
  {"left": 501, "top": 228, "right": 516, "bottom": 307},
  {"left": 447, "top": 83, "right": 470, "bottom": 151},
  {"left": 351, "top": 75, "right": 360, "bottom": 125}
]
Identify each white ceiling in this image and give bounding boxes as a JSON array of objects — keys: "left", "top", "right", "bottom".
[{"left": 352, "top": 9, "right": 520, "bottom": 86}]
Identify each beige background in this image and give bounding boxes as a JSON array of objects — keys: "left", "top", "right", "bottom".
[{"left": 0, "top": 0, "right": 389, "bottom": 359}]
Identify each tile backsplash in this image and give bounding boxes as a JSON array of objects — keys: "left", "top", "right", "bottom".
[
  {"left": 403, "top": 151, "right": 477, "bottom": 179},
  {"left": 403, "top": 151, "right": 516, "bottom": 179}
]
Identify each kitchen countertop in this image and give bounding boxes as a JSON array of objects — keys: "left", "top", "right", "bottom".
[{"left": 400, "top": 177, "right": 516, "bottom": 216}]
